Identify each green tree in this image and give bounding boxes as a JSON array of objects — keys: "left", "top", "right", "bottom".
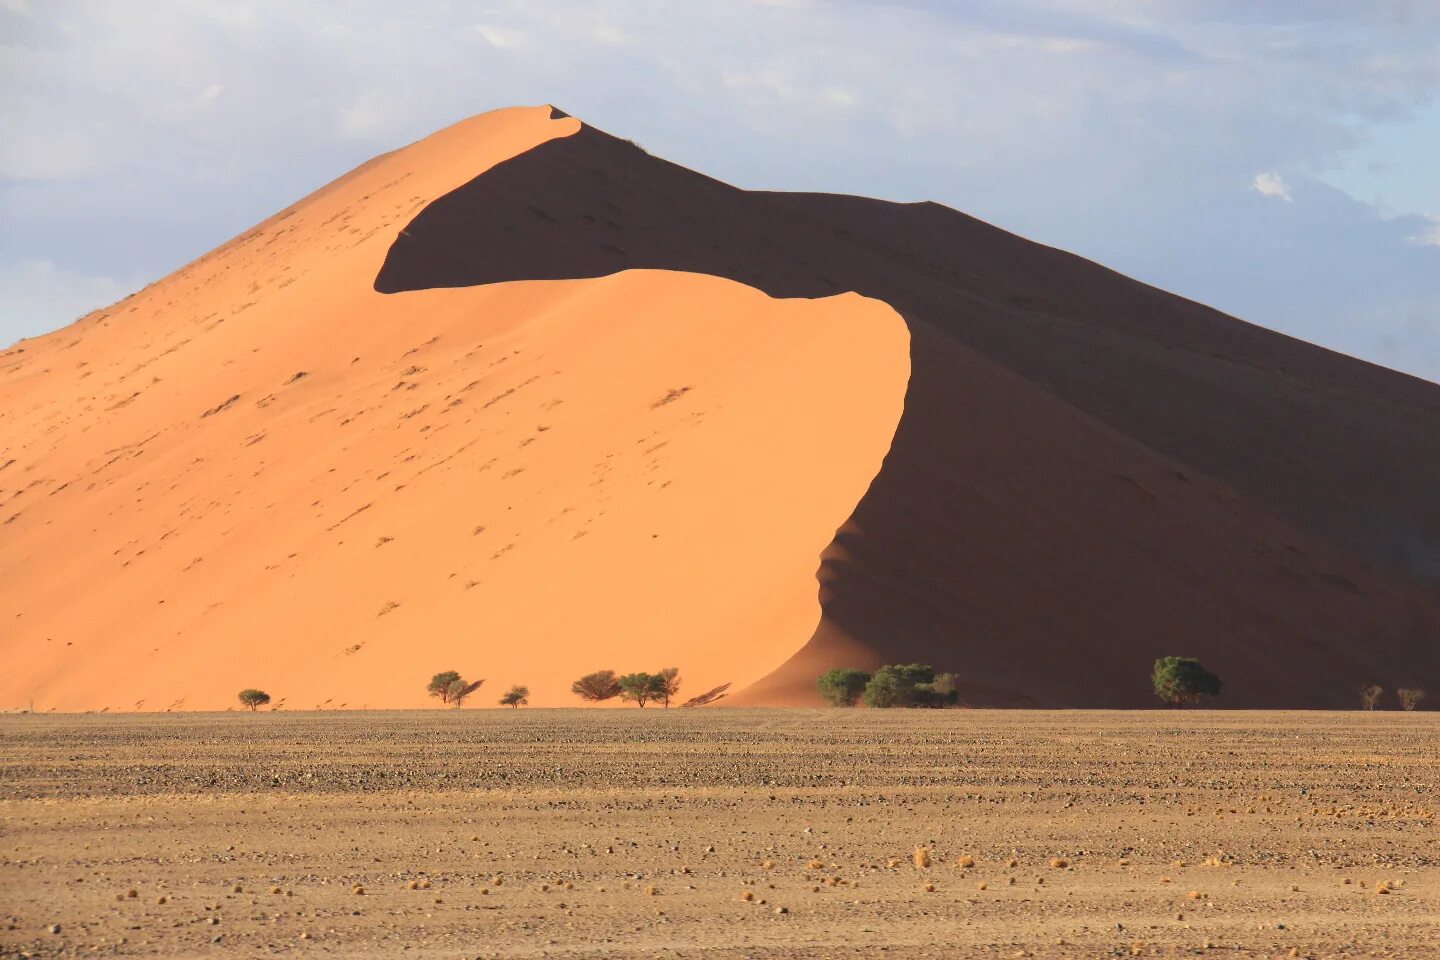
[
  {"left": 237, "top": 689, "right": 271, "bottom": 711},
  {"left": 817, "top": 668, "right": 872, "bottom": 707},
  {"left": 618, "top": 672, "right": 658, "bottom": 707},
  {"left": 655, "top": 667, "right": 681, "bottom": 707},
  {"left": 427, "top": 671, "right": 462, "bottom": 704},
  {"left": 500, "top": 685, "right": 529, "bottom": 708},
  {"left": 446, "top": 678, "right": 484, "bottom": 708},
  {"left": 572, "top": 670, "right": 622, "bottom": 702},
  {"left": 1151, "top": 656, "right": 1222, "bottom": 707},
  {"left": 862, "top": 664, "right": 937, "bottom": 708}
]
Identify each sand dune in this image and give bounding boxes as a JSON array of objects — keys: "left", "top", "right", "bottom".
[
  {"left": 0, "top": 106, "right": 907, "bottom": 711},
  {"left": 2, "top": 104, "right": 1437, "bottom": 710}
]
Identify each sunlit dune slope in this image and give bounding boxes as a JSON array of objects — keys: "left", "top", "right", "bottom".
[{"left": 0, "top": 106, "right": 908, "bottom": 711}]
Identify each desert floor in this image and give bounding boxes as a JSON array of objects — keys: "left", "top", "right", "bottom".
[{"left": 1, "top": 709, "right": 1436, "bottom": 958}]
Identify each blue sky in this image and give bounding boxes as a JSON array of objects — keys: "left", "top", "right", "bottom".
[{"left": 2, "top": 0, "right": 1438, "bottom": 380}]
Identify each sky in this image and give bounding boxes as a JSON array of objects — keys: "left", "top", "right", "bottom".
[{"left": 2, "top": 0, "right": 1438, "bottom": 381}]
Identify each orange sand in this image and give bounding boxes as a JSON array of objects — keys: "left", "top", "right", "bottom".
[{"left": 0, "top": 106, "right": 908, "bottom": 711}]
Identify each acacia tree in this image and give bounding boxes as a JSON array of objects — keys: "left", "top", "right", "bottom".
[
  {"left": 655, "top": 668, "right": 681, "bottom": 707},
  {"left": 618, "top": 672, "right": 657, "bottom": 707},
  {"left": 1397, "top": 688, "right": 1427, "bottom": 711},
  {"left": 238, "top": 689, "right": 271, "bottom": 711},
  {"left": 818, "top": 669, "right": 871, "bottom": 707},
  {"left": 1358, "top": 683, "right": 1384, "bottom": 710},
  {"left": 500, "top": 685, "right": 530, "bottom": 708},
  {"left": 1151, "top": 657, "right": 1222, "bottom": 707},
  {"left": 428, "top": 671, "right": 463, "bottom": 704},
  {"left": 447, "top": 678, "right": 484, "bottom": 708},
  {"left": 572, "top": 670, "right": 623, "bottom": 702}
]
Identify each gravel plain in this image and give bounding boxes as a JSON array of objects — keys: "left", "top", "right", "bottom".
[{"left": 1, "top": 709, "right": 1436, "bottom": 958}]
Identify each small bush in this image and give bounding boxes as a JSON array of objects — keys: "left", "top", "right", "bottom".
[
  {"left": 818, "top": 668, "right": 871, "bottom": 707},
  {"left": 238, "top": 689, "right": 271, "bottom": 711},
  {"left": 572, "top": 670, "right": 622, "bottom": 702},
  {"left": 1358, "top": 683, "right": 1384, "bottom": 711},
  {"left": 1151, "top": 657, "right": 1221, "bottom": 707},
  {"left": 500, "top": 685, "right": 529, "bottom": 708},
  {"left": 1397, "top": 688, "right": 1426, "bottom": 711}
]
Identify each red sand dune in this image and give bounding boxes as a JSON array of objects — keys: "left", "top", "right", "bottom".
[{"left": 2, "top": 104, "right": 1437, "bottom": 710}]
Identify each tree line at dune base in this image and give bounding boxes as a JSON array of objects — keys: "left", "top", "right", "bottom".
[{"left": 230, "top": 658, "right": 1426, "bottom": 711}]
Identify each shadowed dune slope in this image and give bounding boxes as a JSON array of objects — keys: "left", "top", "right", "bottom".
[
  {"left": 0, "top": 106, "right": 909, "bottom": 711},
  {"left": 375, "top": 117, "right": 1440, "bottom": 708}
]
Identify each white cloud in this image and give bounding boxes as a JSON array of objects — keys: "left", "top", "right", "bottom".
[
  {"left": 475, "top": 24, "right": 527, "bottom": 50},
  {"left": 1409, "top": 214, "right": 1440, "bottom": 247},
  {"left": 1252, "top": 171, "right": 1293, "bottom": 201},
  {"left": 0, "top": 260, "right": 134, "bottom": 344}
]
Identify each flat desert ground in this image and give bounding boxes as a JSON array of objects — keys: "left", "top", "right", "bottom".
[{"left": 2, "top": 711, "right": 1436, "bottom": 959}]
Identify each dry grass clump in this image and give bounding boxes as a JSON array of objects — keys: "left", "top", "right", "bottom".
[
  {"left": 1048, "top": 857, "right": 1069, "bottom": 869},
  {"left": 955, "top": 854, "right": 975, "bottom": 868},
  {"left": 913, "top": 846, "right": 931, "bottom": 869}
]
